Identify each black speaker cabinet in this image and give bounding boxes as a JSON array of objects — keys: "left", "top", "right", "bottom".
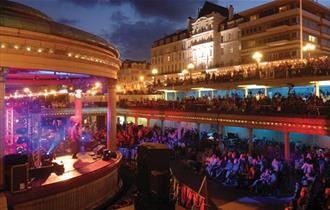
[
  {"left": 137, "top": 143, "right": 170, "bottom": 195},
  {"left": 4, "top": 154, "right": 28, "bottom": 193},
  {"left": 10, "top": 163, "right": 29, "bottom": 193}
]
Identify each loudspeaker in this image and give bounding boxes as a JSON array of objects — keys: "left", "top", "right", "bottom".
[
  {"left": 137, "top": 143, "right": 170, "bottom": 196},
  {"left": 10, "top": 164, "right": 29, "bottom": 193},
  {"left": 149, "top": 170, "right": 170, "bottom": 198},
  {"left": 4, "top": 154, "right": 28, "bottom": 193}
]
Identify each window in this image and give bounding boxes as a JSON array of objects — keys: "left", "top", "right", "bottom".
[
  {"left": 250, "top": 15, "right": 257, "bottom": 21},
  {"left": 228, "top": 33, "right": 232, "bottom": 41},
  {"left": 229, "top": 46, "right": 234, "bottom": 54},
  {"left": 279, "top": 5, "right": 289, "bottom": 13},
  {"left": 309, "top": 35, "right": 317, "bottom": 43}
]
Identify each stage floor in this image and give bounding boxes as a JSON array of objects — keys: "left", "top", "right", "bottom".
[{"left": 31, "top": 152, "right": 109, "bottom": 187}]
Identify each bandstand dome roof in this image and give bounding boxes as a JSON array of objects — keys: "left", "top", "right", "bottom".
[{"left": 0, "top": 0, "right": 119, "bottom": 56}]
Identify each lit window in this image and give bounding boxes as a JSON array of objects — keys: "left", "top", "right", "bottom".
[
  {"left": 308, "top": 35, "right": 317, "bottom": 43},
  {"left": 279, "top": 5, "right": 289, "bottom": 13},
  {"left": 229, "top": 46, "right": 234, "bottom": 54},
  {"left": 250, "top": 15, "right": 257, "bottom": 21}
]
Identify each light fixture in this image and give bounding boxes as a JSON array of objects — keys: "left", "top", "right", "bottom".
[
  {"left": 67, "top": 53, "right": 72, "bottom": 57},
  {"left": 14, "top": 45, "right": 19, "bottom": 50},
  {"left": 252, "top": 52, "right": 263, "bottom": 63},
  {"left": 37, "top": 48, "right": 43, "bottom": 53},
  {"left": 23, "top": 88, "right": 30, "bottom": 93},
  {"left": 26, "top": 46, "right": 31, "bottom": 51},
  {"left": 139, "top": 76, "right": 144, "bottom": 81},
  {"left": 151, "top": 68, "right": 158, "bottom": 75},
  {"left": 95, "top": 82, "right": 102, "bottom": 88}
]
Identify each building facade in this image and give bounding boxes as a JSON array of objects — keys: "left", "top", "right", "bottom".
[
  {"left": 118, "top": 60, "right": 150, "bottom": 91},
  {"left": 150, "top": 0, "right": 330, "bottom": 74}
]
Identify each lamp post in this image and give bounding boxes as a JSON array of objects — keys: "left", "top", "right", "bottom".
[
  {"left": 302, "top": 43, "right": 316, "bottom": 59},
  {"left": 182, "top": 69, "right": 189, "bottom": 80},
  {"left": 187, "top": 63, "right": 195, "bottom": 79},
  {"left": 139, "top": 76, "right": 144, "bottom": 90},
  {"left": 252, "top": 52, "right": 263, "bottom": 68},
  {"left": 151, "top": 68, "right": 158, "bottom": 85}
]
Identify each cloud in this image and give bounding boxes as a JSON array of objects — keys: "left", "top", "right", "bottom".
[
  {"left": 65, "top": 0, "right": 124, "bottom": 8},
  {"left": 128, "top": 0, "right": 203, "bottom": 21},
  {"left": 100, "top": 18, "right": 177, "bottom": 60},
  {"left": 56, "top": 17, "right": 79, "bottom": 26}
]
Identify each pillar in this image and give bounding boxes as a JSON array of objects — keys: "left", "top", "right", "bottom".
[
  {"left": 315, "top": 82, "right": 320, "bottom": 97},
  {"left": 218, "top": 125, "right": 224, "bottom": 141},
  {"left": 107, "top": 79, "right": 117, "bottom": 151},
  {"left": 264, "top": 87, "right": 268, "bottom": 97},
  {"left": 197, "top": 123, "right": 201, "bottom": 140},
  {"left": 146, "top": 118, "right": 150, "bottom": 127},
  {"left": 284, "top": 131, "right": 290, "bottom": 161},
  {"left": 198, "top": 90, "right": 201, "bottom": 98},
  {"left": 211, "top": 90, "right": 214, "bottom": 99},
  {"left": 244, "top": 88, "right": 248, "bottom": 97},
  {"left": 0, "top": 67, "right": 7, "bottom": 189},
  {"left": 248, "top": 127, "right": 253, "bottom": 154},
  {"left": 164, "top": 92, "right": 168, "bottom": 101},
  {"left": 177, "top": 121, "right": 181, "bottom": 140},
  {"left": 74, "top": 90, "right": 82, "bottom": 125}
]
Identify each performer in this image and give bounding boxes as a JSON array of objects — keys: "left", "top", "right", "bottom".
[{"left": 69, "top": 117, "right": 81, "bottom": 159}]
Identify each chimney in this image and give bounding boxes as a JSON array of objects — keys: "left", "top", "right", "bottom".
[{"left": 228, "top": 5, "right": 234, "bottom": 20}]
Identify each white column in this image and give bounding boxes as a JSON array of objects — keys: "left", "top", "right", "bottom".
[
  {"left": 107, "top": 79, "right": 117, "bottom": 151},
  {"left": 245, "top": 88, "right": 248, "bottom": 97},
  {"left": 264, "top": 88, "right": 268, "bottom": 97},
  {"left": 315, "top": 82, "right": 320, "bottom": 97},
  {"left": 0, "top": 67, "right": 7, "bottom": 189}
]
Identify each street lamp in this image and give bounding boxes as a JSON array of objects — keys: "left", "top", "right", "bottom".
[
  {"left": 182, "top": 69, "right": 189, "bottom": 80},
  {"left": 252, "top": 52, "right": 263, "bottom": 64},
  {"left": 151, "top": 68, "right": 158, "bottom": 85},
  {"left": 302, "top": 43, "right": 316, "bottom": 58},
  {"left": 187, "top": 63, "right": 195, "bottom": 79}
]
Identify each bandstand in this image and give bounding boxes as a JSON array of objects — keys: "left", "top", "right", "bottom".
[{"left": 0, "top": 1, "right": 121, "bottom": 209}]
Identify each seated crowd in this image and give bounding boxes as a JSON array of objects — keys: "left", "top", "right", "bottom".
[
  {"left": 154, "top": 56, "right": 330, "bottom": 88},
  {"left": 116, "top": 122, "right": 330, "bottom": 210},
  {"left": 118, "top": 91, "right": 330, "bottom": 116}
]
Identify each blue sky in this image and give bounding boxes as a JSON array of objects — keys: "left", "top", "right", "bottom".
[{"left": 12, "top": 0, "right": 330, "bottom": 61}]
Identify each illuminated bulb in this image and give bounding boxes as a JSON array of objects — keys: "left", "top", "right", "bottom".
[
  {"left": 1, "top": 44, "right": 5, "bottom": 49},
  {"left": 75, "top": 54, "right": 80, "bottom": 58},
  {"left": 95, "top": 82, "right": 101, "bottom": 88},
  {"left": 26, "top": 47, "right": 31, "bottom": 51},
  {"left": 23, "top": 88, "right": 30, "bottom": 93},
  {"left": 37, "top": 48, "right": 43, "bottom": 53},
  {"left": 67, "top": 53, "right": 72, "bottom": 57},
  {"left": 49, "top": 49, "right": 54, "bottom": 53},
  {"left": 14, "top": 45, "right": 19, "bottom": 50}
]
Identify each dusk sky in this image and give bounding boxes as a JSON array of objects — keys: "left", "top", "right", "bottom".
[{"left": 12, "top": 0, "right": 330, "bottom": 61}]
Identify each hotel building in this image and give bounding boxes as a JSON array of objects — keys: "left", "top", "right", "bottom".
[{"left": 151, "top": 0, "right": 330, "bottom": 74}]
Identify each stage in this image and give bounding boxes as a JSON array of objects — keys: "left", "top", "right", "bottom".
[{"left": 4, "top": 151, "right": 122, "bottom": 210}]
